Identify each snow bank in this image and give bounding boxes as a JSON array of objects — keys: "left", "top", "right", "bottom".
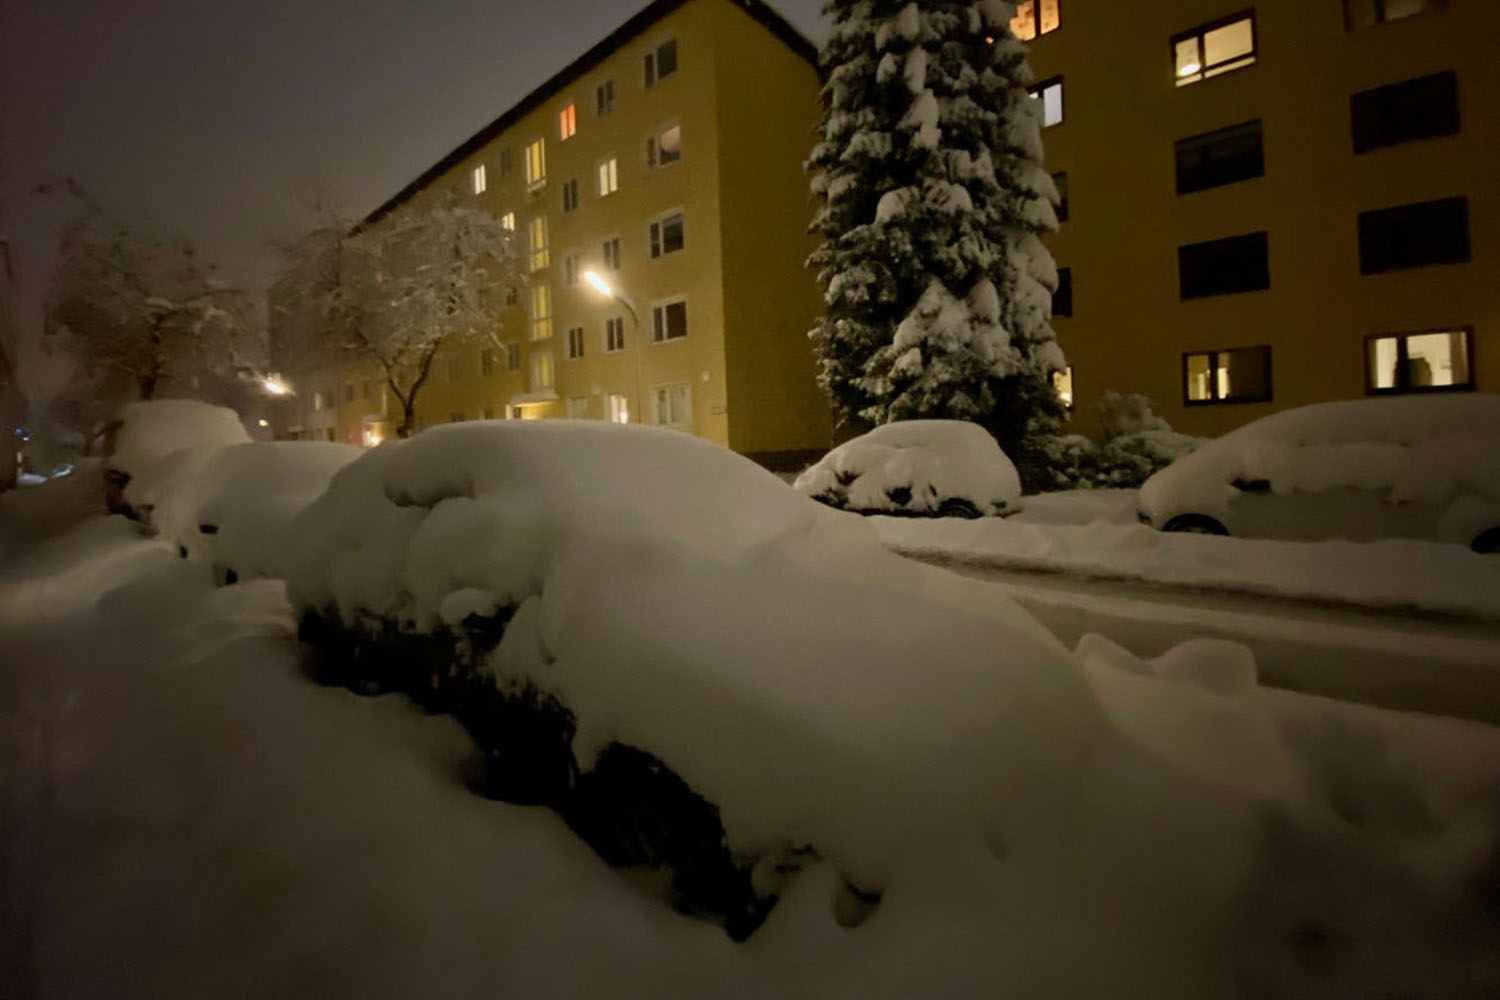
[
  {"left": 793, "top": 420, "right": 1020, "bottom": 518},
  {"left": 107, "top": 399, "right": 250, "bottom": 518}
]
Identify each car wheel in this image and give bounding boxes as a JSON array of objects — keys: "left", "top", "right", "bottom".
[
  {"left": 1471, "top": 528, "right": 1500, "bottom": 555},
  {"left": 1162, "top": 514, "right": 1228, "bottom": 536}
]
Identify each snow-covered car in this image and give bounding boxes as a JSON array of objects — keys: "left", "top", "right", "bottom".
[
  {"left": 793, "top": 419, "right": 1020, "bottom": 518},
  {"left": 1137, "top": 395, "right": 1500, "bottom": 551},
  {"left": 103, "top": 399, "right": 251, "bottom": 523},
  {"left": 156, "top": 441, "right": 362, "bottom": 585}
]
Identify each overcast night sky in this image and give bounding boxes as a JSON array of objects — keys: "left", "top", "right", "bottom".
[{"left": 0, "top": 0, "right": 827, "bottom": 394}]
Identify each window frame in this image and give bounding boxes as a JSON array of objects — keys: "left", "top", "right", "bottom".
[
  {"left": 596, "top": 79, "right": 615, "bottom": 117},
  {"left": 645, "top": 119, "right": 683, "bottom": 169},
  {"left": 1363, "top": 327, "right": 1475, "bottom": 395},
  {"left": 561, "top": 178, "right": 579, "bottom": 214},
  {"left": 1053, "top": 365, "right": 1075, "bottom": 409},
  {"left": 1357, "top": 196, "right": 1470, "bottom": 275},
  {"left": 1175, "top": 119, "right": 1265, "bottom": 195},
  {"left": 1178, "top": 230, "right": 1271, "bottom": 300},
  {"left": 606, "top": 392, "right": 630, "bottom": 424},
  {"left": 565, "top": 325, "right": 586, "bottom": 361},
  {"left": 471, "top": 163, "right": 487, "bottom": 195},
  {"left": 1053, "top": 266, "right": 1073, "bottom": 317},
  {"left": 601, "top": 234, "right": 622, "bottom": 271},
  {"left": 1181, "top": 345, "right": 1273, "bottom": 406},
  {"left": 505, "top": 342, "right": 522, "bottom": 372},
  {"left": 530, "top": 348, "right": 555, "bottom": 391},
  {"left": 604, "top": 316, "right": 627, "bottom": 354},
  {"left": 558, "top": 102, "right": 577, "bottom": 141},
  {"left": 528, "top": 215, "right": 550, "bottom": 272},
  {"left": 529, "top": 283, "right": 553, "bottom": 341},
  {"left": 648, "top": 209, "right": 686, "bottom": 260},
  {"left": 523, "top": 137, "right": 547, "bottom": 192},
  {"left": 645, "top": 38, "right": 678, "bottom": 88},
  {"left": 650, "top": 297, "right": 689, "bottom": 344},
  {"left": 1171, "top": 10, "right": 1257, "bottom": 87},
  {"left": 1350, "top": 71, "right": 1460, "bottom": 155},
  {"left": 1051, "top": 171, "right": 1069, "bottom": 222},
  {"left": 596, "top": 155, "right": 619, "bottom": 196},
  {"left": 650, "top": 381, "right": 692, "bottom": 428},
  {"left": 1343, "top": 0, "right": 1444, "bottom": 30},
  {"left": 1010, "top": 0, "right": 1062, "bottom": 41},
  {"left": 1029, "top": 76, "right": 1065, "bottom": 129}
]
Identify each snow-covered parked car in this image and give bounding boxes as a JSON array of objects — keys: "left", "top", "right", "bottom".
[
  {"left": 793, "top": 420, "right": 1020, "bottom": 518},
  {"left": 103, "top": 399, "right": 250, "bottom": 523},
  {"left": 156, "top": 441, "right": 362, "bottom": 585},
  {"left": 1138, "top": 395, "right": 1500, "bottom": 551}
]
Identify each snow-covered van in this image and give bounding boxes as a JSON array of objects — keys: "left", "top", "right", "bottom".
[{"left": 1138, "top": 395, "right": 1500, "bottom": 552}]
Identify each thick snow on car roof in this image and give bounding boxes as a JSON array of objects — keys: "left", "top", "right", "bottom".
[{"left": 1140, "top": 394, "right": 1500, "bottom": 516}]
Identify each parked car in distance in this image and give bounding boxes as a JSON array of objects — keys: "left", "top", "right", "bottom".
[{"left": 1137, "top": 395, "right": 1500, "bottom": 552}]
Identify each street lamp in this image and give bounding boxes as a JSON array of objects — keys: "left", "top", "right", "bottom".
[
  {"left": 262, "top": 374, "right": 291, "bottom": 396},
  {"left": 582, "top": 269, "right": 645, "bottom": 424}
]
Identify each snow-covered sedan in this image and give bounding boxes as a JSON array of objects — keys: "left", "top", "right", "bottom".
[
  {"left": 103, "top": 399, "right": 251, "bottom": 523},
  {"left": 1138, "top": 395, "right": 1500, "bottom": 552}
]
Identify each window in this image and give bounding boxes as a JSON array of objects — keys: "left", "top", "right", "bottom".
[
  {"left": 596, "top": 80, "right": 615, "bottom": 117},
  {"left": 1344, "top": 0, "right": 1443, "bottom": 29},
  {"left": 1053, "top": 366, "right": 1074, "bottom": 408},
  {"left": 1358, "top": 197, "right": 1469, "bottom": 274},
  {"left": 566, "top": 396, "right": 589, "bottom": 419},
  {"left": 596, "top": 156, "right": 619, "bottom": 196},
  {"left": 602, "top": 237, "right": 622, "bottom": 270},
  {"left": 530, "top": 284, "right": 553, "bottom": 340},
  {"left": 1176, "top": 120, "right": 1264, "bottom": 195},
  {"left": 652, "top": 300, "right": 687, "bottom": 343},
  {"left": 1178, "top": 231, "right": 1269, "bottom": 298},
  {"left": 450, "top": 412, "right": 465, "bottom": 423},
  {"left": 326, "top": 428, "right": 336, "bottom": 442},
  {"left": 483, "top": 407, "right": 495, "bottom": 420},
  {"left": 605, "top": 316, "right": 626, "bottom": 353},
  {"left": 559, "top": 103, "right": 577, "bottom": 141},
  {"left": 1029, "top": 77, "right": 1064, "bottom": 128},
  {"left": 530, "top": 350, "right": 555, "bottom": 390},
  {"left": 480, "top": 349, "right": 495, "bottom": 376},
  {"left": 566, "top": 326, "right": 585, "bottom": 360},
  {"left": 563, "top": 252, "right": 581, "bottom": 287},
  {"left": 343, "top": 383, "right": 354, "bottom": 403},
  {"left": 607, "top": 393, "right": 630, "bottom": 424},
  {"left": 646, "top": 123, "right": 682, "bottom": 167},
  {"left": 528, "top": 216, "right": 549, "bottom": 271},
  {"left": 313, "top": 391, "right": 327, "bottom": 412},
  {"left": 1010, "top": 0, "right": 1061, "bottom": 41},
  {"left": 652, "top": 383, "right": 691, "bottom": 427},
  {"left": 506, "top": 343, "right": 522, "bottom": 371},
  {"left": 472, "top": 164, "right": 487, "bottom": 194},
  {"left": 447, "top": 357, "right": 463, "bottom": 381},
  {"left": 524, "top": 138, "right": 546, "bottom": 190},
  {"left": 1051, "top": 172, "right": 1069, "bottom": 222},
  {"left": 645, "top": 38, "right": 678, "bottom": 86},
  {"left": 1351, "top": 71, "right": 1459, "bottom": 154},
  {"left": 499, "top": 147, "right": 512, "bottom": 178},
  {"left": 1173, "top": 12, "right": 1256, "bottom": 86},
  {"left": 1183, "top": 346, "right": 1272, "bottom": 404},
  {"left": 649, "top": 212, "right": 685, "bottom": 258},
  {"left": 506, "top": 286, "right": 519, "bottom": 307},
  {"left": 1366, "top": 329, "right": 1472, "bottom": 393},
  {"left": 562, "top": 179, "right": 579, "bottom": 213},
  {"left": 500, "top": 211, "right": 515, "bottom": 232},
  {"left": 1052, "top": 267, "right": 1073, "bottom": 317}
]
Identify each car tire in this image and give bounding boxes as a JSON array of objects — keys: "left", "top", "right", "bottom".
[
  {"left": 1471, "top": 528, "right": 1500, "bottom": 555},
  {"left": 1162, "top": 514, "right": 1229, "bottom": 536}
]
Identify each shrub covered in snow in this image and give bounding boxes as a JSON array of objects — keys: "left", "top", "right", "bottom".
[
  {"left": 1032, "top": 392, "right": 1204, "bottom": 492},
  {"left": 103, "top": 399, "right": 250, "bottom": 520},
  {"left": 793, "top": 420, "right": 1020, "bottom": 518}
]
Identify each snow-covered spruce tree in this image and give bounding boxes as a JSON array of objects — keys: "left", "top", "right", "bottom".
[{"left": 808, "top": 0, "right": 1066, "bottom": 488}]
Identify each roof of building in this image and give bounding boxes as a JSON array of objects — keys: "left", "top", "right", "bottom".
[{"left": 364, "top": 0, "right": 817, "bottom": 225}]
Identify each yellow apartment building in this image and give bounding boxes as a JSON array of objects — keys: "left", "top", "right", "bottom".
[
  {"left": 274, "top": 0, "right": 831, "bottom": 468},
  {"left": 1020, "top": 0, "right": 1499, "bottom": 437}
]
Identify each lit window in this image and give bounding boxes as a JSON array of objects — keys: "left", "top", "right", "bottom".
[
  {"left": 1366, "top": 329, "right": 1471, "bottom": 393},
  {"left": 596, "top": 80, "right": 615, "bottom": 116},
  {"left": 1053, "top": 366, "right": 1074, "bottom": 409},
  {"left": 596, "top": 156, "right": 619, "bottom": 196},
  {"left": 607, "top": 393, "right": 630, "bottom": 424},
  {"left": 559, "top": 103, "right": 577, "bottom": 141},
  {"left": 480, "top": 349, "right": 495, "bottom": 376},
  {"left": 646, "top": 123, "right": 682, "bottom": 167},
  {"left": 562, "top": 179, "right": 579, "bottom": 213},
  {"left": 506, "top": 343, "right": 522, "bottom": 371},
  {"left": 566, "top": 396, "right": 589, "bottom": 419},
  {"left": 530, "top": 284, "right": 552, "bottom": 340},
  {"left": 1184, "top": 347, "right": 1272, "bottom": 404},
  {"left": 472, "top": 164, "right": 487, "bottom": 194},
  {"left": 447, "top": 357, "right": 462, "bottom": 381},
  {"left": 313, "top": 391, "right": 327, "bottom": 412},
  {"left": 530, "top": 350, "right": 555, "bottom": 390},
  {"left": 645, "top": 39, "right": 678, "bottom": 86},
  {"left": 649, "top": 212, "right": 685, "bottom": 258},
  {"left": 500, "top": 211, "right": 515, "bottom": 232},
  {"left": 1029, "top": 78, "right": 1064, "bottom": 128},
  {"left": 602, "top": 237, "right": 621, "bottom": 270},
  {"left": 528, "top": 216, "right": 549, "bottom": 272},
  {"left": 652, "top": 383, "right": 691, "bottom": 427},
  {"left": 524, "top": 138, "right": 546, "bottom": 189},
  {"left": 1345, "top": 0, "right": 1442, "bottom": 29},
  {"left": 605, "top": 316, "right": 626, "bottom": 353},
  {"left": 652, "top": 300, "right": 687, "bottom": 343},
  {"left": 1173, "top": 13, "right": 1256, "bottom": 87},
  {"left": 566, "top": 326, "right": 585, "bottom": 360},
  {"left": 1010, "top": 0, "right": 1061, "bottom": 41}
]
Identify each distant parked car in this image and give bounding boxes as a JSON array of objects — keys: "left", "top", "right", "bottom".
[{"left": 1137, "top": 395, "right": 1500, "bottom": 552}]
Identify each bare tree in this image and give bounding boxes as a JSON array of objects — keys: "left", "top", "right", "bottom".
[{"left": 276, "top": 191, "right": 520, "bottom": 438}]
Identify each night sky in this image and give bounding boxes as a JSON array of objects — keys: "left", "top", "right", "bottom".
[{"left": 0, "top": 0, "right": 826, "bottom": 393}]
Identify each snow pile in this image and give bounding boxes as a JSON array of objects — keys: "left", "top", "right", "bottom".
[
  {"left": 154, "top": 441, "right": 362, "bottom": 583},
  {"left": 1141, "top": 395, "right": 1500, "bottom": 522},
  {"left": 106, "top": 399, "right": 250, "bottom": 518},
  {"left": 1035, "top": 392, "right": 1206, "bottom": 492},
  {"left": 793, "top": 420, "right": 1020, "bottom": 518}
]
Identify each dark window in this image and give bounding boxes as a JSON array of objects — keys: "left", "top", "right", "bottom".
[
  {"left": 1351, "top": 71, "right": 1459, "bottom": 154},
  {"left": 649, "top": 213, "right": 685, "bottom": 258},
  {"left": 561, "top": 179, "right": 579, "bottom": 213},
  {"left": 1344, "top": 0, "right": 1444, "bottom": 30},
  {"left": 1176, "top": 120, "right": 1264, "bottom": 194},
  {"left": 1172, "top": 11, "right": 1256, "bottom": 86},
  {"left": 506, "top": 343, "right": 521, "bottom": 371},
  {"left": 1183, "top": 346, "right": 1272, "bottom": 404},
  {"left": 602, "top": 237, "right": 621, "bottom": 270},
  {"left": 1053, "top": 267, "right": 1073, "bottom": 317},
  {"left": 1366, "top": 328, "right": 1473, "bottom": 393},
  {"left": 645, "top": 39, "right": 677, "bottom": 86},
  {"left": 1358, "top": 197, "right": 1469, "bottom": 274},
  {"left": 653, "top": 301, "right": 687, "bottom": 342},
  {"left": 596, "top": 80, "right": 615, "bottom": 117},
  {"left": 1178, "top": 231, "right": 1269, "bottom": 299},
  {"left": 1051, "top": 172, "right": 1069, "bottom": 222},
  {"left": 498, "top": 147, "right": 512, "bottom": 178}
]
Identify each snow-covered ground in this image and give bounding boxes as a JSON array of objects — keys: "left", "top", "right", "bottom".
[
  {"left": 4, "top": 453, "right": 1500, "bottom": 998},
  {"left": 879, "top": 489, "right": 1500, "bottom": 621}
]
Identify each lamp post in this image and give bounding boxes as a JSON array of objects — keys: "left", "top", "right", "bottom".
[{"left": 582, "top": 270, "right": 645, "bottom": 424}]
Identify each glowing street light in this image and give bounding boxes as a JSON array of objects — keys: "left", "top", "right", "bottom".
[
  {"left": 262, "top": 374, "right": 291, "bottom": 396},
  {"left": 583, "top": 270, "right": 614, "bottom": 298}
]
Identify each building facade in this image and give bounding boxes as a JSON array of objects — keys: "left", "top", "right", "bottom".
[
  {"left": 1021, "top": 0, "right": 1499, "bottom": 437},
  {"left": 275, "top": 0, "right": 831, "bottom": 467}
]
